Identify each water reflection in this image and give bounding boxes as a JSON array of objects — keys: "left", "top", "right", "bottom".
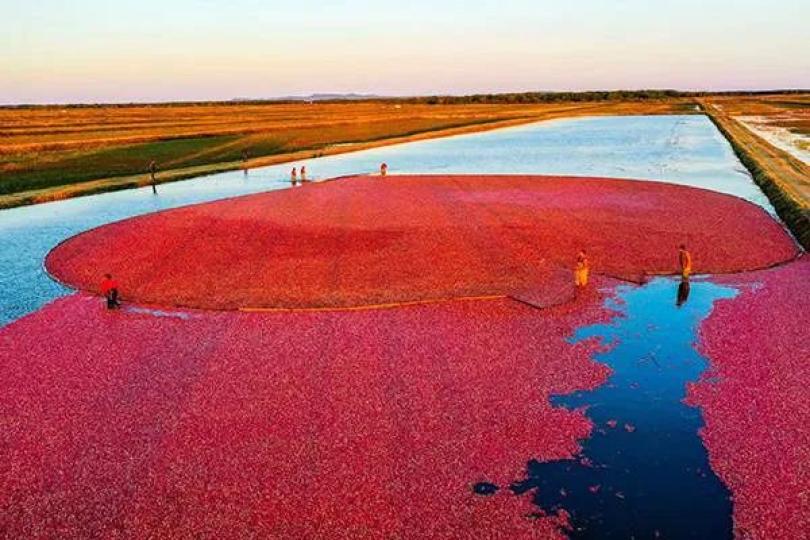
[
  {"left": 677, "top": 278, "right": 691, "bottom": 307},
  {"left": 480, "top": 278, "right": 737, "bottom": 538}
]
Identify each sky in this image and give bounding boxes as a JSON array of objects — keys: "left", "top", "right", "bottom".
[{"left": 2, "top": 0, "right": 809, "bottom": 104}]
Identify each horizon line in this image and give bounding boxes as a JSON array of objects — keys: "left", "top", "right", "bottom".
[{"left": 2, "top": 88, "right": 809, "bottom": 109}]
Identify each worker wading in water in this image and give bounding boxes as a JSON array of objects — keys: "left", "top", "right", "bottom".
[
  {"left": 148, "top": 160, "right": 158, "bottom": 194},
  {"left": 380, "top": 162, "right": 388, "bottom": 177},
  {"left": 242, "top": 150, "right": 250, "bottom": 175},
  {"left": 678, "top": 244, "right": 693, "bottom": 279},
  {"left": 575, "top": 250, "right": 590, "bottom": 288},
  {"left": 291, "top": 167, "right": 298, "bottom": 186},
  {"left": 100, "top": 274, "right": 121, "bottom": 309}
]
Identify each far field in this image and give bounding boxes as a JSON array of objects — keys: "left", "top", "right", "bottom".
[
  {"left": 708, "top": 93, "right": 810, "bottom": 136},
  {"left": 708, "top": 93, "right": 810, "bottom": 162},
  {"left": 700, "top": 94, "right": 810, "bottom": 248},
  {"left": 0, "top": 99, "right": 694, "bottom": 203},
  {"left": 2, "top": 92, "right": 808, "bottom": 244}
]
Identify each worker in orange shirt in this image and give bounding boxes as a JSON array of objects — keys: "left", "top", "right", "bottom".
[
  {"left": 574, "top": 250, "right": 590, "bottom": 288},
  {"left": 100, "top": 273, "right": 121, "bottom": 309},
  {"left": 678, "top": 244, "right": 693, "bottom": 279}
]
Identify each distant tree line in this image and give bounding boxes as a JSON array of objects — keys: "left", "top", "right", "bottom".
[
  {"left": 3, "top": 89, "right": 808, "bottom": 109},
  {"left": 406, "top": 90, "right": 685, "bottom": 105},
  {"left": 402, "top": 89, "right": 810, "bottom": 105}
]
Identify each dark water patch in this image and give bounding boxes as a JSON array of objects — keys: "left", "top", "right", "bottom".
[
  {"left": 473, "top": 482, "right": 499, "bottom": 496},
  {"left": 504, "top": 278, "right": 738, "bottom": 538}
]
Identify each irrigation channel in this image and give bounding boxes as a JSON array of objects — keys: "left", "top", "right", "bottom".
[{"left": 0, "top": 114, "right": 785, "bottom": 537}]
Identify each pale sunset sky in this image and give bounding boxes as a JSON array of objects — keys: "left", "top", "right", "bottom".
[{"left": 2, "top": 0, "right": 809, "bottom": 104}]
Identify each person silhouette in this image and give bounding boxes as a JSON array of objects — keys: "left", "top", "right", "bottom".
[
  {"left": 100, "top": 273, "right": 121, "bottom": 309},
  {"left": 678, "top": 244, "right": 692, "bottom": 279},
  {"left": 574, "top": 250, "right": 590, "bottom": 288},
  {"left": 148, "top": 160, "right": 157, "bottom": 194},
  {"left": 242, "top": 150, "right": 250, "bottom": 175}
]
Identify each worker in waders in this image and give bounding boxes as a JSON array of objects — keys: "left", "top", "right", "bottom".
[
  {"left": 148, "top": 160, "right": 158, "bottom": 194},
  {"left": 291, "top": 167, "right": 298, "bottom": 186},
  {"left": 100, "top": 274, "right": 121, "bottom": 309},
  {"left": 678, "top": 244, "right": 693, "bottom": 280},
  {"left": 242, "top": 150, "right": 250, "bottom": 175},
  {"left": 380, "top": 162, "right": 388, "bottom": 177},
  {"left": 575, "top": 250, "right": 590, "bottom": 288}
]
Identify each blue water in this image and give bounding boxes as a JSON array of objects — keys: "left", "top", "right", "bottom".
[
  {"left": 0, "top": 115, "right": 766, "bottom": 326},
  {"left": 476, "top": 278, "right": 739, "bottom": 538}
]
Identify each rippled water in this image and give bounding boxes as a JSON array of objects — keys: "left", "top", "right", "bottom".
[{"left": 0, "top": 114, "right": 767, "bottom": 326}]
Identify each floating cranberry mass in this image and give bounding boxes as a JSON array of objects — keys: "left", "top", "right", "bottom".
[{"left": 45, "top": 175, "right": 797, "bottom": 310}]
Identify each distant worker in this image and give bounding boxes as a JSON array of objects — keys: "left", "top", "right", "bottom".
[
  {"left": 574, "top": 250, "right": 590, "bottom": 288},
  {"left": 301, "top": 165, "right": 307, "bottom": 182},
  {"left": 242, "top": 150, "right": 250, "bottom": 175},
  {"left": 148, "top": 160, "right": 158, "bottom": 194},
  {"left": 100, "top": 273, "right": 121, "bottom": 310},
  {"left": 291, "top": 167, "right": 298, "bottom": 186},
  {"left": 678, "top": 244, "right": 693, "bottom": 279},
  {"left": 380, "top": 162, "right": 388, "bottom": 177}
]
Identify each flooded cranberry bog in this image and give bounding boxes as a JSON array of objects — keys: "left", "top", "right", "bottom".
[{"left": 1, "top": 116, "right": 807, "bottom": 538}]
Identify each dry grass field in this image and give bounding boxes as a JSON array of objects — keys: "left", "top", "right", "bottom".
[{"left": 0, "top": 99, "right": 694, "bottom": 204}]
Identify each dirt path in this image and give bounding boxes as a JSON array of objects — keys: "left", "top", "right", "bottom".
[{"left": 701, "top": 100, "right": 810, "bottom": 249}]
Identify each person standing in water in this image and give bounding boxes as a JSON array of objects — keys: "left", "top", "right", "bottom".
[
  {"left": 242, "top": 150, "right": 250, "bottom": 175},
  {"left": 148, "top": 160, "right": 158, "bottom": 194},
  {"left": 291, "top": 167, "right": 298, "bottom": 186},
  {"left": 100, "top": 274, "right": 121, "bottom": 309},
  {"left": 300, "top": 166, "right": 307, "bottom": 182},
  {"left": 575, "top": 250, "right": 590, "bottom": 288},
  {"left": 380, "top": 162, "right": 388, "bottom": 177},
  {"left": 678, "top": 244, "right": 693, "bottom": 279}
]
